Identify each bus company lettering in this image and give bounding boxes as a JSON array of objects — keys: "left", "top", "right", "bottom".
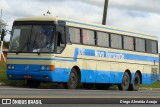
[
  {"left": 95, "top": 51, "right": 105, "bottom": 57},
  {"left": 78, "top": 49, "right": 85, "bottom": 55},
  {"left": 106, "top": 52, "right": 124, "bottom": 59},
  {"left": 95, "top": 50, "right": 124, "bottom": 59}
]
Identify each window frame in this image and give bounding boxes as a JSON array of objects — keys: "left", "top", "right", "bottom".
[
  {"left": 135, "top": 37, "right": 146, "bottom": 52},
  {"left": 66, "top": 25, "right": 158, "bottom": 55},
  {"left": 96, "top": 31, "right": 110, "bottom": 48},
  {"left": 146, "top": 39, "right": 158, "bottom": 54},
  {"left": 110, "top": 33, "right": 123, "bottom": 49},
  {"left": 123, "top": 35, "right": 135, "bottom": 51},
  {"left": 9, "top": 24, "right": 56, "bottom": 54},
  {"left": 68, "top": 27, "right": 81, "bottom": 44},
  {"left": 81, "top": 28, "right": 96, "bottom": 46}
]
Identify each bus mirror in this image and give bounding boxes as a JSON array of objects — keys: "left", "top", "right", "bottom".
[{"left": 1, "top": 29, "right": 5, "bottom": 41}]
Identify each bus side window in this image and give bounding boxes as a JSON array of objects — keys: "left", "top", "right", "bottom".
[{"left": 56, "top": 28, "right": 65, "bottom": 53}]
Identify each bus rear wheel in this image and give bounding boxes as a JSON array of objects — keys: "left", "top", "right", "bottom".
[
  {"left": 63, "top": 68, "right": 78, "bottom": 89},
  {"left": 118, "top": 72, "right": 130, "bottom": 91},
  {"left": 129, "top": 73, "right": 141, "bottom": 91}
]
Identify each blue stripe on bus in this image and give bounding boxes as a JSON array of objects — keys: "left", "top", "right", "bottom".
[
  {"left": 84, "top": 49, "right": 159, "bottom": 62},
  {"left": 7, "top": 48, "right": 159, "bottom": 63},
  {"left": 59, "top": 20, "right": 157, "bottom": 38},
  {"left": 7, "top": 66, "right": 158, "bottom": 85}
]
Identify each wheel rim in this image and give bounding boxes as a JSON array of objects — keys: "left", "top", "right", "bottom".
[
  {"left": 69, "top": 72, "right": 77, "bottom": 87},
  {"left": 134, "top": 76, "right": 140, "bottom": 87},
  {"left": 123, "top": 75, "right": 129, "bottom": 86}
]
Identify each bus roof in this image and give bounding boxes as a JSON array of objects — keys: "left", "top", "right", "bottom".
[{"left": 15, "top": 16, "right": 157, "bottom": 40}]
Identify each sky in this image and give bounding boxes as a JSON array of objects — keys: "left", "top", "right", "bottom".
[{"left": 0, "top": 0, "right": 160, "bottom": 49}]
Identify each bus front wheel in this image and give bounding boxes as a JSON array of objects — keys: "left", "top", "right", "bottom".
[
  {"left": 63, "top": 68, "right": 78, "bottom": 89},
  {"left": 118, "top": 72, "right": 130, "bottom": 91}
]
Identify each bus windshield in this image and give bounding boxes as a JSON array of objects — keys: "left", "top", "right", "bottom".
[{"left": 9, "top": 25, "right": 55, "bottom": 53}]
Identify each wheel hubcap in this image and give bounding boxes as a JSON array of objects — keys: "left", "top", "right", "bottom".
[
  {"left": 134, "top": 77, "right": 139, "bottom": 85},
  {"left": 124, "top": 75, "right": 129, "bottom": 86},
  {"left": 70, "top": 73, "right": 76, "bottom": 86}
]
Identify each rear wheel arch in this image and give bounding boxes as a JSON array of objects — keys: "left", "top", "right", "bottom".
[{"left": 63, "top": 65, "right": 81, "bottom": 89}]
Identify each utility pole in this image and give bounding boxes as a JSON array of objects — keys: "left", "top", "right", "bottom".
[{"left": 102, "top": 0, "right": 109, "bottom": 25}]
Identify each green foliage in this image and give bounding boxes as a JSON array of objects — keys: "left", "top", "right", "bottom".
[
  {"left": 140, "top": 81, "right": 160, "bottom": 88},
  {"left": 0, "top": 62, "right": 25, "bottom": 85},
  {"left": 0, "top": 62, "right": 7, "bottom": 81},
  {"left": 0, "top": 19, "right": 7, "bottom": 36},
  {"left": 3, "top": 41, "right": 9, "bottom": 48}
]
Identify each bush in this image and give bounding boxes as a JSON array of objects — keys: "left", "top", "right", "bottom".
[{"left": 0, "top": 62, "right": 7, "bottom": 81}]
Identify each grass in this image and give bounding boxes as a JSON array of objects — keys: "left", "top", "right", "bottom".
[
  {"left": 0, "top": 62, "right": 25, "bottom": 86},
  {"left": 0, "top": 62, "right": 7, "bottom": 81},
  {"left": 140, "top": 81, "right": 160, "bottom": 88}
]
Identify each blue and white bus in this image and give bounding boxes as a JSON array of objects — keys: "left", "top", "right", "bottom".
[{"left": 7, "top": 16, "right": 159, "bottom": 91}]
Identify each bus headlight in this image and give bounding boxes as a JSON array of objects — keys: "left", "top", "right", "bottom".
[
  {"left": 7, "top": 65, "right": 15, "bottom": 70},
  {"left": 8, "top": 65, "right": 11, "bottom": 69},
  {"left": 11, "top": 65, "right": 15, "bottom": 69}
]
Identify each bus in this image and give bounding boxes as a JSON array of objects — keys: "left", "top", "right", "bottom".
[{"left": 6, "top": 16, "right": 159, "bottom": 91}]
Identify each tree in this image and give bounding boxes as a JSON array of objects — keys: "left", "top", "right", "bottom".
[
  {"left": 3, "top": 41, "right": 9, "bottom": 49},
  {"left": 0, "top": 19, "right": 7, "bottom": 35}
]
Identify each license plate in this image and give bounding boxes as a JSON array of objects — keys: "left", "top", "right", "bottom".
[{"left": 24, "top": 75, "right": 32, "bottom": 79}]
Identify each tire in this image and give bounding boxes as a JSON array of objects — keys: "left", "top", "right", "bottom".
[
  {"left": 83, "top": 83, "right": 94, "bottom": 89},
  {"left": 27, "top": 80, "right": 40, "bottom": 88},
  {"left": 129, "top": 73, "right": 141, "bottom": 91},
  {"left": 95, "top": 84, "right": 110, "bottom": 90},
  {"left": 63, "top": 68, "right": 78, "bottom": 89},
  {"left": 118, "top": 72, "right": 130, "bottom": 91}
]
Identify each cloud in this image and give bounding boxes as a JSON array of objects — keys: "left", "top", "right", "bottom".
[
  {"left": 0, "top": 0, "right": 160, "bottom": 50},
  {"left": 80, "top": 0, "right": 160, "bottom": 15}
]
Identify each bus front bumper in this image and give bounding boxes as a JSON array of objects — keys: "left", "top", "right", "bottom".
[{"left": 6, "top": 64, "right": 71, "bottom": 82}]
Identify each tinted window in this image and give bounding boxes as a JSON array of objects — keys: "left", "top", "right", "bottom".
[
  {"left": 69, "top": 27, "right": 80, "bottom": 43},
  {"left": 111, "top": 34, "right": 122, "bottom": 49},
  {"left": 146, "top": 40, "right": 158, "bottom": 54},
  {"left": 82, "top": 29, "right": 95, "bottom": 45},
  {"left": 151, "top": 41, "right": 158, "bottom": 54},
  {"left": 123, "top": 36, "right": 134, "bottom": 50},
  {"left": 135, "top": 38, "right": 145, "bottom": 52},
  {"left": 97, "top": 32, "right": 109, "bottom": 47}
]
